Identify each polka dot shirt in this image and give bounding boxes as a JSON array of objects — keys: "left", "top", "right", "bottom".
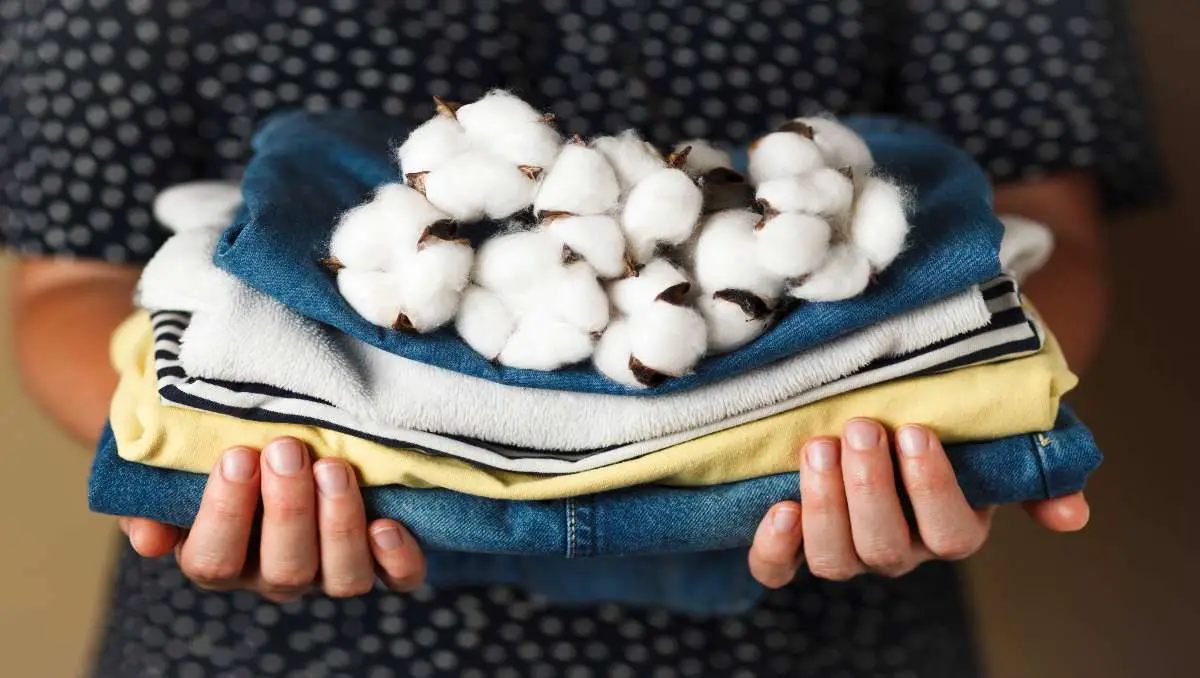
[{"left": 0, "top": 1, "right": 1162, "bottom": 676}]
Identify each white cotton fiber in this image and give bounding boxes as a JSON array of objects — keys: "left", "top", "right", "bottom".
[
  {"left": 691, "top": 210, "right": 785, "bottom": 300},
  {"left": 403, "top": 240, "right": 474, "bottom": 300},
  {"left": 419, "top": 153, "right": 535, "bottom": 221},
  {"left": 455, "top": 90, "right": 546, "bottom": 141},
  {"left": 543, "top": 214, "right": 629, "bottom": 279},
  {"left": 397, "top": 114, "right": 470, "bottom": 175},
  {"left": 796, "top": 116, "right": 874, "bottom": 170},
  {"left": 696, "top": 293, "right": 770, "bottom": 354},
  {"left": 592, "top": 131, "right": 665, "bottom": 192},
  {"left": 788, "top": 243, "right": 872, "bottom": 302},
  {"left": 395, "top": 286, "right": 462, "bottom": 333},
  {"left": 593, "top": 319, "right": 642, "bottom": 388},
  {"left": 755, "top": 168, "right": 854, "bottom": 217},
  {"left": 498, "top": 315, "right": 595, "bottom": 371},
  {"left": 747, "top": 131, "right": 825, "bottom": 184},
  {"left": 547, "top": 263, "right": 611, "bottom": 334},
  {"left": 329, "top": 183, "right": 449, "bottom": 270},
  {"left": 534, "top": 143, "right": 621, "bottom": 216},
  {"left": 754, "top": 212, "right": 832, "bottom": 280},
  {"left": 336, "top": 269, "right": 405, "bottom": 329},
  {"left": 608, "top": 258, "right": 691, "bottom": 316},
  {"left": 849, "top": 175, "right": 909, "bottom": 271},
  {"left": 474, "top": 230, "right": 563, "bottom": 294},
  {"left": 482, "top": 124, "right": 562, "bottom": 172},
  {"left": 152, "top": 180, "right": 243, "bottom": 233},
  {"left": 621, "top": 168, "right": 704, "bottom": 263},
  {"left": 628, "top": 302, "right": 708, "bottom": 378},
  {"left": 455, "top": 285, "right": 516, "bottom": 360},
  {"left": 675, "top": 139, "right": 733, "bottom": 176}
]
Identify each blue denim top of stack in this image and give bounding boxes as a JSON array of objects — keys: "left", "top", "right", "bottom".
[{"left": 213, "top": 111, "right": 1003, "bottom": 395}]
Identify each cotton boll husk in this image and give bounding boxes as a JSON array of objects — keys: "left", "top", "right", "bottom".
[
  {"left": 692, "top": 210, "right": 785, "bottom": 300},
  {"left": 755, "top": 168, "right": 854, "bottom": 217},
  {"left": 455, "top": 90, "right": 546, "bottom": 141},
  {"left": 498, "top": 315, "right": 595, "bottom": 371},
  {"left": 482, "top": 123, "right": 562, "bottom": 171},
  {"left": 336, "top": 269, "right": 404, "bottom": 328},
  {"left": 796, "top": 116, "right": 874, "bottom": 170},
  {"left": 544, "top": 214, "right": 628, "bottom": 279},
  {"left": 849, "top": 175, "right": 910, "bottom": 271},
  {"left": 592, "top": 131, "right": 665, "bottom": 192},
  {"left": 455, "top": 285, "right": 516, "bottom": 360},
  {"left": 397, "top": 114, "right": 470, "bottom": 174},
  {"left": 593, "top": 319, "right": 643, "bottom": 388},
  {"left": 696, "top": 294, "right": 770, "bottom": 354},
  {"left": 420, "top": 153, "right": 535, "bottom": 221},
  {"left": 675, "top": 139, "right": 733, "bottom": 176},
  {"left": 329, "top": 183, "right": 449, "bottom": 270},
  {"left": 474, "top": 229, "right": 563, "bottom": 294},
  {"left": 534, "top": 143, "right": 621, "bottom": 216},
  {"left": 153, "top": 180, "right": 242, "bottom": 233},
  {"left": 788, "top": 244, "right": 872, "bottom": 302},
  {"left": 621, "top": 168, "right": 703, "bottom": 263},
  {"left": 754, "top": 212, "right": 832, "bottom": 280},
  {"left": 608, "top": 258, "right": 691, "bottom": 316},
  {"left": 747, "top": 132, "right": 825, "bottom": 184},
  {"left": 628, "top": 302, "right": 708, "bottom": 378}
]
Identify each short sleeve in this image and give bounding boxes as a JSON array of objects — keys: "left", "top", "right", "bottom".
[
  {"left": 892, "top": 0, "right": 1165, "bottom": 211},
  {"left": 0, "top": 1, "right": 211, "bottom": 262}
]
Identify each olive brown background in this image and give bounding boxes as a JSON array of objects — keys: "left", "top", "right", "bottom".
[{"left": 1, "top": 1, "right": 1197, "bottom": 675}]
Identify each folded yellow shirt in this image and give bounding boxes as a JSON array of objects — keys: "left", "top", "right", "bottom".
[{"left": 111, "top": 312, "right": 1076, "bottom": 500}]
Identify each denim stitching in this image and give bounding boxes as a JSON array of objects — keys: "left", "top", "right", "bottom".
[
  {"left": 1033, "top": 430, "right": 1054, "bottom": 498},
  {"left": 565, "top": 497, "right": 576, "bottom": 559}
]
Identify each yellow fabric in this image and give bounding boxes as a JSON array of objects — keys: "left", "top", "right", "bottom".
[{"left": 111, "top": 312, "right": 1077, "bottom": 501}]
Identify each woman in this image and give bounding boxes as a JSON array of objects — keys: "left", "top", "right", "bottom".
[{"left": 2, "top": 1, "right": 1154, "bottom": 675}]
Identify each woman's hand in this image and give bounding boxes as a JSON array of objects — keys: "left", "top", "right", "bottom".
[
  {"left": 117, "top": 437, "right": 426, "bottom": 601},
  {"left": 748, "top": 419, "right": 1090, "bottom": 588}
]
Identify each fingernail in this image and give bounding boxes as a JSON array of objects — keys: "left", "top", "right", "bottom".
[
  {"left": 314, "top": 462, "right": 350, "bottom": 498},
  {"left": 771, "top": 505, "right": 800, "bottom": 535},
  {"left": 897, "top": 426, "right": 929, "bottom": 458},
  {"left": 844, "top": 419, "right": 880, "bottom": 451},
  {"left": 265, "top": 438, "right": 305, "bottom": 476},
  {"left": 806, "top": 439, "right": 839, "bottom": 471},
  {"left": 371, "top": 526, "right": 404, "bottom": 551},
  {"left": 221, "top": 447, "right": 256, "bottom": 482}
]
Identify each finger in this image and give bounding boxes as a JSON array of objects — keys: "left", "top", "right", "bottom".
[
  {"left": 368, "top": 520, "right": 427, "bottom": 593},
  {"left": 748, "top": 501, "right": 804, "bottom": 588},
  {"left": 179, "top": 447, "right": 260, "bottom": 589},
  {"left": 799, "top": 438, "right": 864, "bottom": 581},
  {"left": 314, "top": 460, "right": 375, "bottom": 598},
  {"left": 841, "top": 419, "right": 917, "bottom": 576},
  {"left": 1022, "top": 492, "right": 1090, "bottom": 532},
  {"left": 895, "top": 426, "right": 991, "bottom": 560},
  {"left": 123, "top": 517, "right": 184, "bottom": 558},
  {"left": 259, "top": 437, "right": 319, "bottom": 597}
]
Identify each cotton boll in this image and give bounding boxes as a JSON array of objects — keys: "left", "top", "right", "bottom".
[
  {"left": 153, "top": 180, "right": 242, "bottom": 233},
  {"left": 543, "top": 214, "right": 629, "bottom": 279},
  {"left": 696, "top": 294, "right": 770, "bottom": 354},
  {"left": 754, "top": 212, "right": 832, "bottom": 280},
  {"left": 548, "top": 263, "right": 611, "bottom": 334},
  {"left": 395, "top": 286, "right": 462, "bottom": 333},
  {"left": 788, "top": 244, "right": 872, "bottom": 302},
  {"left": 621, "top": 168, "right": 704, "bottom": 263},
  {"left": 336, "top": 269, "right": 405, "bottom": 329},
  {"left": 474, "top": 230, "right": 563, "bottom": 293},
  {"left": 849, "top": 176, "right": 910, "bottom": 271},
  {"left": 416, "top": 153, "right": 535, "bottom": 221},
  {"left": 329, "top": 183, "right": 449, "bottom": 270},
  {"left": 498, "top": 315, "right": 595, "bottom": 371},
  {"left": 592, "top": 130, "right": 665, "bottom": 192},
  {"left": 755, "top": 167, "right": 854, "bottom": 218},
  {"left": 455, "top": 285, "right": 516, "bottom": 360},
  {"left": 405, "top": 239, "right": 474, "bottom": 298},
  {"left": 593, "top": 319, "right": 643, "bottom": 388},
  {"left": 692, "top": 210, "right": 785, "bottom": 300},
  {"left": 628, "top": 302, "right": 708, "bottom": 378},
  {"left": 397, "top": 114, "right": 471, "bottom": 174},
  {"left": 455, "top": 90, "right": 547, "bottom": 141},
  {"left": 534, "top": 143, "right": 621, "bottom": 217},
  {"left": 675, "top": 139, "right": 733, "bottom": 176},
  {"left": 794, "top": 116, "right": 874, "bottom": 170},
  {"left": 483, "top": 123, "right": 562, "bottom": 173},
  {"left": 747, "top": 131, "right": 825, "bottom": 184},
  {"left": 608, "top": 258, "right": 691, "bottom": 316}
]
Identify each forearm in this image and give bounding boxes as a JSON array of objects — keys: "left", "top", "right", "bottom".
[{"left": 9, "top": 258, "right": 141, "bottom": 445}]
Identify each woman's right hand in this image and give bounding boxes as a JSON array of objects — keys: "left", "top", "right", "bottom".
[{"left": 117, "top": 437, "right": 427, "bottom": 601}]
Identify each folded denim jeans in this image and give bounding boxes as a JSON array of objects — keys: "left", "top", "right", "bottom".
[{"left": 213, "top": 111, "right": 1003, "bottom": 396}]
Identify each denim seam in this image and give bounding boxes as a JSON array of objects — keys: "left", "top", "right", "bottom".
[
  {"left": 565, "top": 497, "right": 576, "bottom": 559},
  {"left": 1032, "top": 431, "right": 1054, "bottom": 498}
]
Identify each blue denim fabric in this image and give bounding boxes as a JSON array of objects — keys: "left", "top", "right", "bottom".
[{"left": 213, "top": 111, "right": 1003, "bottom": 396}]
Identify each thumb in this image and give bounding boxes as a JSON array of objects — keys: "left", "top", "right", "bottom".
[
  {"left": 120, "top": 517, "right": 184, "bottom": 557},
  {"left": 1022, "top": 492, "right": 1090, "bottom": 532}
]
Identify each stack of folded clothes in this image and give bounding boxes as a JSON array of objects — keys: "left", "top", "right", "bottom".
[{"left": 90, "top": 92, "right": 1101, "bottom": 614}]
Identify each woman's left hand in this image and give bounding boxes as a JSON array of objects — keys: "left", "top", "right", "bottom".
[{"left": 748, "top": 418, "right": 1091, "bottom": 588}]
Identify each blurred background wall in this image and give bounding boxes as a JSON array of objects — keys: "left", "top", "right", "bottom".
[{"left": 1, "top": 1, "right": 1196, "bottom": 676}]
